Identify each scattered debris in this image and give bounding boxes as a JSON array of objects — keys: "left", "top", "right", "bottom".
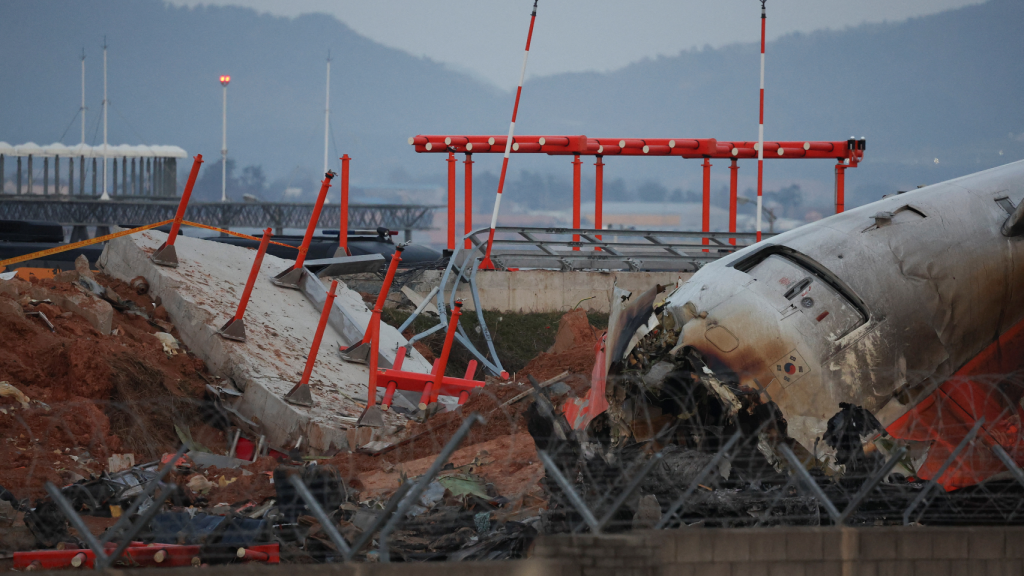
[{"left": 0, "top": 381, "right": 31, "bottom": 408}]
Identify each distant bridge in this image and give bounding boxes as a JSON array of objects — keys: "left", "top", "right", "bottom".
[{"left": 0, "top": 197, "right": 437, "bottom": 237}]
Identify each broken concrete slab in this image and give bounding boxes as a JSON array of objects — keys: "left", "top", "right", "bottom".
[
  {"left": 98, "top": 229, "right": 432, "bottom": 455},
  {"left": 0, "top": 276, "right": 113, "bottom": 334},
  {"left": 30, "top": 287, "right": 114, "bottom": 335}
]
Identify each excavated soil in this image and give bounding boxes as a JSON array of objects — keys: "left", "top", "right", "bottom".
[
  {"left": 0, "top": 273, "right": 214, "bottom": 501},
  {"left": 319, "top": 308, "right": 605, "bottom": 500},
  {"left": 1, "top": 269, "right": 603, "bottom": 510}
]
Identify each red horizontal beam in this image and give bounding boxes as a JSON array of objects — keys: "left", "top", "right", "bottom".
[{"left": 410, "top": 135, "right": 864, "bottom": 162}]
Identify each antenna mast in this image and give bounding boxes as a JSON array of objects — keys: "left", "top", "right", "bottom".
[
  {"left": 101, "top": 35, "right": 109, "bottom": 200},
  {"left": 323, "top": 51, "right": 331, "bottom": 175},
  {"left": 755, "top": 1, "right": 766, "bottom": 241},
  {"left": 81, "top": 48, "right": 86, "bottom": 145},
  {"left": 480, "top": 0, "right": 540, "bottom": 269}
]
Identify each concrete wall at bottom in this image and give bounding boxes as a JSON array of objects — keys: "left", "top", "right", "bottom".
[{"left": 532, "top": 525, "right": 1024, "bottom": 576}]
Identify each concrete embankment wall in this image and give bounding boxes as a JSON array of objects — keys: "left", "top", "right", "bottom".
[{"left": 350, "top": 270, "right": 695, "bottom": 314}]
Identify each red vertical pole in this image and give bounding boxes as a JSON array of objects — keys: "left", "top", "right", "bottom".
[
  {"left": 729, "top": 158, "right": 738, "bottom": 246},
  {"left": 357, "top": 247, "right": 403, "bottom": 347},
  {"left": 756, "top": 0, "right": 767, "bottom": 242},
  {"left": 464, "top": 153, "right": 473, "bottom": 249},
  {"left": 340, "top": 154, "right": 350, "bottom": 255},
  {"left": 447, "top": 151, "right": 456, "bottom": 251},
  {"left": 234, "top": 228, "right": 272, "bottom": 320},
  {"left": 293, "top": 280, "right": 338, "bottom": 389},
  {"left": 420, "top": 300, "right": 463, "bottom": 409},
  {"left": 572, "top": 153, "right": 581, "bottom": 251},
  {"left": 167, "top": 154, "right": 202, "bottom": 245},
  {"left": 367, "top": 305, "right": 381, "bottom": 407},
  {"left": 594, "top": 155, "right": 604, "bottom": 251},
  {"left": 152, "top": 154, "right": 203, "bottom": 267},
  {"left": 835, "top": 163, "right": 846, "bottom": 214},
  {"left": 702, "top": 157, "right": 712, "bottom": 250},
  {"left": 293, "top": 171, "right": 334, "bottom": 270}
]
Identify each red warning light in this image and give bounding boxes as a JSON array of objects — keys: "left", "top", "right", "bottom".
[{"left": 219, "top": 75, "right": 231, "bottom": 86}]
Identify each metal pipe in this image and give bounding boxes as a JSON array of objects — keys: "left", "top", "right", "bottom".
[
  {"left": 340, "top": 154, "right": 350, "bottom": 254},
  {"left": 702, "top": 156, "right": 711, "bottom": 249},
  {"left": 756, "top": 0, "right": 767, "bottom": 242},
  {"left": 232, "top": 228, "right": 271, "bottom": 322},
  {"left": 572, "top": 154, "right": 581, "bottom": 250},
  {"left": 537, "top": 449, "right": 601, "bottom": 534},
  {"left": 835, "top": 163, "right": 846, "bottom": 213},
  {"left": 421, "top": 300, "right": 463, "bottom": 408},
  {"left": 292, "top": 172, "right": 334, "bottom": 270},
  {"left": 162, "top": 154, "right": 204, "bottom": 249},
  {"left": 378, "top": 413, "right": 484, "bottom": 562},
  {"left": 729, "top": 158, "right": 738, "bottom": 245},
  {"left": 221, "top": 80, "right": 228, "bottom": 202},
  {"left": 480, "top": 0, "right": 540, "bottom": 270},
  {"left": 323, "top": 54, "right": 331, "bottom": 175},
  {"left": 396, "top": 286, "right": 438, "bottom": 334},
  {"left": 464, "top": 153, "right": 473, "bottom": 249},
  {"left": 102, "top": 37, "right": 108, "bottom": 200},
  {"left": 288, "top": 475, "right": 353, "bottom": 559},
  {"left": 447, "top": 151, "right": 456, "bottom": 251},
  {"left": 295, "top": 280, "right": 339, "bottom": 389},
  {"left": 594, "top": 156, "right": 603, "bottom": 249},
  {"left": 81, "top": 49, "right": 86, "bottom": 145},
  {"left": 367, "top": 304, "right": 381, "bottom": 407}
]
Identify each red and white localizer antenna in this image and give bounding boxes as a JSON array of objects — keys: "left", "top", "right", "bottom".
[
  {"left": 480, "top": 0, "right": 540, "bottom": 270},
  {"left": 755, "top": 0, "right": 767, "bottom": 242}
]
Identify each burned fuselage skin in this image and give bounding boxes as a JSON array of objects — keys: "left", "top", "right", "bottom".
[{"left": 664, "top": 160, "right": 1024, "bottom": 472}]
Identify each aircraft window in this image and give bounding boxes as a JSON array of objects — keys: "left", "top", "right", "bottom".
[{"left": 744, "top": 254, "right": 866, "bottom": 340}]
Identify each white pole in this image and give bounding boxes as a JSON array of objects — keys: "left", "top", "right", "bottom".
[
  {"left": 755, "top": 2, "right": 766, "bottom": 242},
  {"left": 80, "top": 49, "right": 86, "bottom": 145},
  {"left": 323, "top": 53, "right": 331, "bottom": 175},
  {"left": 480, "top": 0, "right": 539, "bottom": 269},
  {"left": 221, "top": 83, "right": 228, "bottom": 202},
  {"left": 100, "top": 36, "right": 109, "bottom": 201}
]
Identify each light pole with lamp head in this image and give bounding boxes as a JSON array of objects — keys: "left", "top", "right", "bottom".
[{"left": 219, "top": 74, "right": 230, "bottom": 202}]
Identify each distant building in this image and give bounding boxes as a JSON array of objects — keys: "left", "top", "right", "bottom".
[{"left": 0, "top": 142, "right": 187, "bottom": 197}]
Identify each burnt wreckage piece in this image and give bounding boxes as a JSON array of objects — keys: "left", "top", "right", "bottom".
[{"left": 530, "top": 160, "right": 1024, "bottom": 528}]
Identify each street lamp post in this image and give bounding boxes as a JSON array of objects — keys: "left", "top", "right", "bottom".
[{"left": 220, "top": 74, "right": 230, "bottom": 203}]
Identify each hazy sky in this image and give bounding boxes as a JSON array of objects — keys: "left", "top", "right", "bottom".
[{"left": 167, "top": 0, "right": 984, "bottom": 88}]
